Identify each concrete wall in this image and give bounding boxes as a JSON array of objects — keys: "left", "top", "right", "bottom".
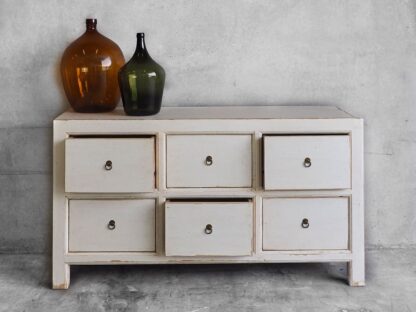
[{"left": 0, "top": 0, "right": 415, "bottom": 253}]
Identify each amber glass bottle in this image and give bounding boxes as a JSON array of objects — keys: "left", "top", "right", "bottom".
[{"left": 60, "top": 19, "right": 125, "bottom": 112}]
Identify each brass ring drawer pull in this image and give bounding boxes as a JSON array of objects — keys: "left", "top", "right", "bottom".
[
  {"left": 108, "top": 220, "right": 116, "bottom": 230},
  {"left": 105, "top": 160, "right": 113, "bottom": 170},
  {"left": 301, "top": 218, "right": 309, "bottom": 229},
  {"left": 205, "top": 156, "right": 213, "bottom": 166},
  {"left": 303, "top": 157, "right": 311, "bottom": 168},
  {"left": 204, "top": 224, "right": 213, "bottom": 234}
]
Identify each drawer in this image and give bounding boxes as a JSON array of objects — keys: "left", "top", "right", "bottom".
[
  {"left": 69, "top": 199, "right": 155, "bottom": 252},
  {"left": 166, "top": 135, "right": 252, "bottom": 188},
  {"left": 65, "top": 138, "right": 155, "bottom": 193},
  {"left": 165, "top": 201, "right": 253, "bottom": 256},
  {"left": 263, "top": 135, "right": 350, "bottom": 190},
  {"left": 263, "top": 197, "right": 349, "bottom": 250}
]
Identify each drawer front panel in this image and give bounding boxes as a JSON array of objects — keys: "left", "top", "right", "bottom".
[
  {"left": 65, "top": 138, "right": 155, "bottom": 193},
  {"left": 69, "top": 199, "right": 155, "bottom": 252},
  {"left": 263, "top": 197, "right": 349, "bottom": 250},
  {"left": 166, "top": 135, "right": 252, "bottom": 188},
  {"left": 263, "top": 135, "right": 350, "bottom": 190},
  {"left": 165, "top": 201, "right": 253, "bottom": 256}
]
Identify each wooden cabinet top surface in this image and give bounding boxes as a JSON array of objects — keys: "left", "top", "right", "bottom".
[{"left": 55, "top": 105, "right": 359, "bottom": 121}]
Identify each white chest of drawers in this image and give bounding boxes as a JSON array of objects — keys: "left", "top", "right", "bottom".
[{"left": 53, "top": 106, "right": 364, "bottom": 289}]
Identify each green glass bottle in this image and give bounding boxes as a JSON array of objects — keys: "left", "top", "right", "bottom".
[{"left": 118, "top": 33, "right": 166, "bottom": 116}]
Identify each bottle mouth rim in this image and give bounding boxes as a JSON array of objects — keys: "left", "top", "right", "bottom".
[
  {"left": 86, "top": 18, "right": 97, "bottom": 23},
  {"left": 137, "top": 33, "right": 145, "bottom": 38}
]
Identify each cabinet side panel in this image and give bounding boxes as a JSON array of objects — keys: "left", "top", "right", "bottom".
[{"left": 52, "top": 121, "right": 70, "bottom": 289}]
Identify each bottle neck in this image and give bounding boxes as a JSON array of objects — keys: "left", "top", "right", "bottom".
[
  {"left": 86, "top": 19, "right": 97, "bottom": 32},
  {"left": 134, "top": 33, "right": 149, "bottom": 57}
]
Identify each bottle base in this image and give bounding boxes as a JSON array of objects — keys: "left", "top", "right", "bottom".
[
  {"left": 123, "top": 107, "right": 161, "bottom": 116},
  {"left": 71, "top": 105, "right": 117, "bottom": 113}
]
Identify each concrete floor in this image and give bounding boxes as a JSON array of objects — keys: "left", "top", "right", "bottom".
[{"left": 0, "top": 249, "right": 414, "bottom": 312}]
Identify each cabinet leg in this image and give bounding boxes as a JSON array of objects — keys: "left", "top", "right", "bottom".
[
  {"left": 348, "top": 260, "right": 365, "bottom": 286},
  {"left": 52, "top": 263, "right": 70, "bottom": 289}
]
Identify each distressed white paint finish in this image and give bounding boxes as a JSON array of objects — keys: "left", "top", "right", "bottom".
[
  {"left": 165, "top": 201, "right": 253, "bottom": 256},
  {"left": 64, "top": 251, "right": 352, "bottom": 264},
  {"left": 166, "top": 135, "right": 252, "bottom": 188},
  {"left": 264, "top": 135, "right": 351, "bottom": 190},
  {"left": 53, "top": 106, "right": 364, "bottom": 288},
  {"left": 52, "top": 121, "right": 70, "bottom": 289},
  {"left": 69, "top": 199, "right": 156, "bottom": 252},
  {"left": 263, "top": 197, "right": 349, "bottom": 250},
  {"left": 348, "top": 125, "right": 365, "bottom": 286},
  {"left": 56, "top": 106, "right": 354, "bottom": 121},
  {"left": 65, "top": 138, "right": 155, "bottom": 193}
]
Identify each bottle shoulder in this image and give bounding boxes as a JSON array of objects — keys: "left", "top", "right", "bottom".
[
  {"left": 121, "top": 55, "right": 165, "bottom": 74},
  {"left": 62, "top": 31, "right": 124, "bottom": 59}
]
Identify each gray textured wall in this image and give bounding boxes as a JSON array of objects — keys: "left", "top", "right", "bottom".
[{"left": 0, "top": 0, "right": 415, "bottom": 253}]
